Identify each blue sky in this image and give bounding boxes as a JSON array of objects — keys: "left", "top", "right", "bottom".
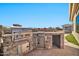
[{"left": 0, "top": 3, "right": 70, "bottom": 28}]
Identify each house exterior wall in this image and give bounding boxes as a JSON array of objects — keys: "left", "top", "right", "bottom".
[{"left": 63, "top": 24, "right": 73, "bottom": 33}]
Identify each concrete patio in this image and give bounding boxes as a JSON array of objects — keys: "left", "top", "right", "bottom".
[{"left": 25, "top": 45, "right": 79, "bottom": 56}]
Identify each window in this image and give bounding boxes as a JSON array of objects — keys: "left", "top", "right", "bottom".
[{"left": 76, "top": 14, "right": 79, "bottom": 32}]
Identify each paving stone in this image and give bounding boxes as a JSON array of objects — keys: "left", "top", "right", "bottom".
[{"left": 26, "top": 45, "right": 79, "bottom": 56}]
